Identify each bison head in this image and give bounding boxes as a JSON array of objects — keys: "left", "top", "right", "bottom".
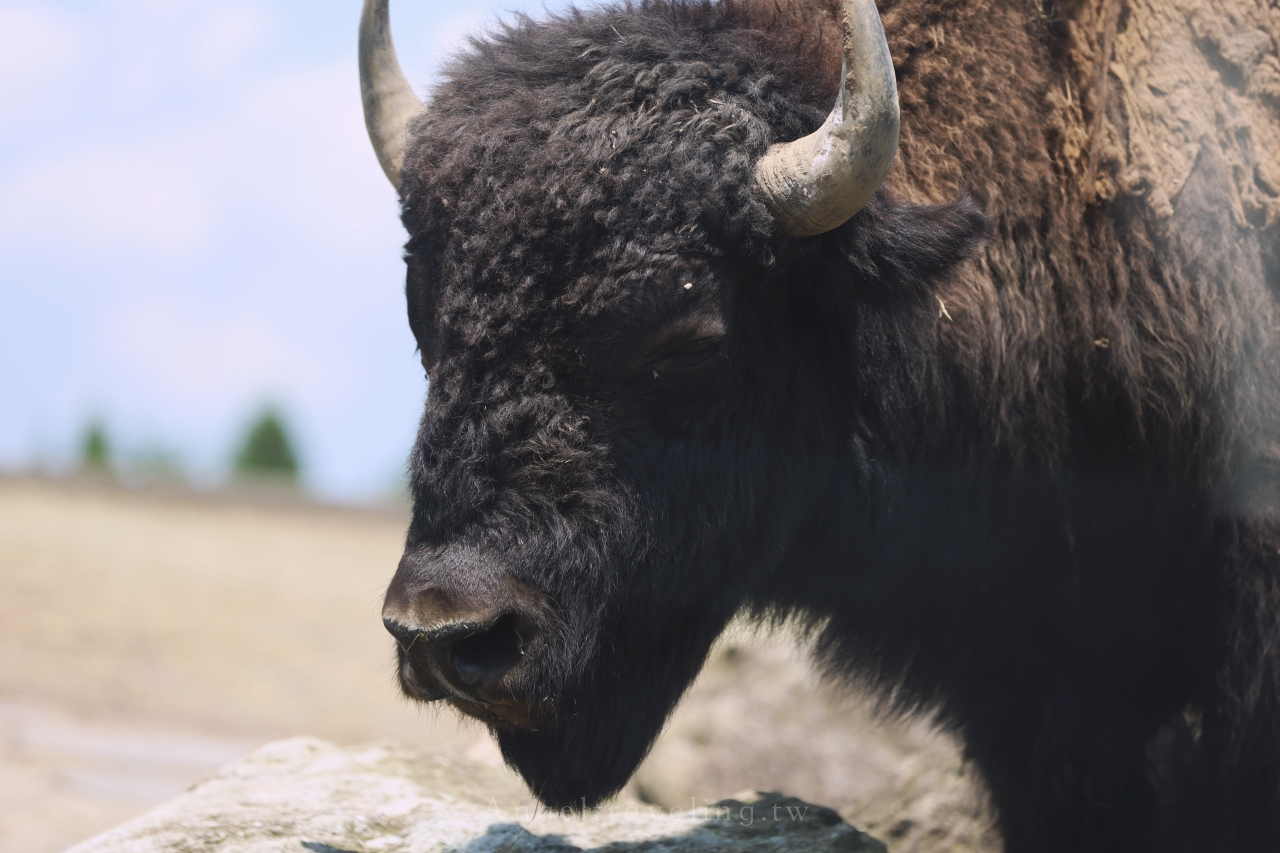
[{"left": 361, "top": 0, "right": 985, "bottom": 809}]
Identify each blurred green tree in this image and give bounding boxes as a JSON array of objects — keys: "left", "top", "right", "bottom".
[
  {"left": 80, "top": 420, "right": 112, "bottom": 474},
  {"left": 233, "top": 408, "right": 300, "bottom": 483}
]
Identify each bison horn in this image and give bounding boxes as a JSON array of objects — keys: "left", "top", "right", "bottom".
[
  {"left": 359, "top": 0, "right": 424, "bottom": 190},
  {"left": 753, "top": 0, "right": 900, "bottom": 237}
]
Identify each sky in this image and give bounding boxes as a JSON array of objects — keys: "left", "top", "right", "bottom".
[{"left": 0, "top": 0, "right": 571, "bottom": 502}]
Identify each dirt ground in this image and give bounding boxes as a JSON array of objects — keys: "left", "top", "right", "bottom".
[{"left": 0, "top": 476, "right": 995, "bottom": 853}]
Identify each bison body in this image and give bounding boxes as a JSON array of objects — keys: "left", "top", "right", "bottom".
[{"left": 365, "top": 0, "right": 1280, "bottom": 849}]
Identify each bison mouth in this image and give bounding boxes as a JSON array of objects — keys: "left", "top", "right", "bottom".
[
  {"left": 396, "top": 643, "right": 666, "bottom": 807},
  {"left": 447, "top": 695, "right": 542, "bottom": 732},
  {"left": 396, "top": 642, "right": 671, "bottom": 807}
]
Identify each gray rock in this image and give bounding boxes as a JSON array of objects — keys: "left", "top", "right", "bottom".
[
  {"left": 66, "top": 738, "right": 887, "bottom": 853},
  {"left": 632, "top": 633, "right": 997, "bottom": 853}
]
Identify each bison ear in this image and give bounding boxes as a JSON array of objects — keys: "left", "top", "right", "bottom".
[{"left": 832, "top": 192, "right": 990, "bottom": 298}]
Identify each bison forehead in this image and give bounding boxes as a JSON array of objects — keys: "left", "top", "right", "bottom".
[{"left": 397, "top": 2, "right": 840, "bottom": 327}]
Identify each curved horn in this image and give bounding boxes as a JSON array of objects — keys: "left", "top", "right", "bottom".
[
  {"left": 359, "top": 0, "right": 424, "bottom": 189},
  {"left": 753, "top": 0, "right": 899, "bottom": 237}
]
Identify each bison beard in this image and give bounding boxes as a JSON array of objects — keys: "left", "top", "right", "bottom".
[
  {"left": 369, "top": 0, "right": 1280, "bottom": 850},
  {"left": 495, "top": 606, "right": 730, "bottom": 809}
]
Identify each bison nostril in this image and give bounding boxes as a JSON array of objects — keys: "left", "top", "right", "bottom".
[
  {"left": 450, "top": 613, "right": 524, "bottom": 686},
  {"left": 383, "top": 618, "right": 422, "bottom": 651}
]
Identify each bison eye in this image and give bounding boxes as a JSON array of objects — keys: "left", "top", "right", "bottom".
[{"left": 641, "top": 336, "right": 724, "bottom": 378}]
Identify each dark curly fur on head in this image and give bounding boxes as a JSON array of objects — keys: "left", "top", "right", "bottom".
[
  {"left": 394, "top": 0, "right": 985, "bottom": 810},
  {"left": 384, "top": 0, "right": 1280, "bottom": 848}
]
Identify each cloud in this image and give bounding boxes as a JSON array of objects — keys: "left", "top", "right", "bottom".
[
  {"left": 0, "top": 137, "right": 216, "bottom": 252},
  {"left": 0, "top": 6, "right": 83, "bottom": 125},
  {"left": 105, "top": 302, "right": 340, "bottom": 411},
  {"left": 9, "top": 57, "right": 401, "bottom": 254},
  {"left": 187, "top": 4, "right": 274, "bottom": 80},
  {"left": 227, "top": 60, "right": 398, "bottom": 246},
  {"left": 0, "top": 55, "right": 392, "bottom": 255}
]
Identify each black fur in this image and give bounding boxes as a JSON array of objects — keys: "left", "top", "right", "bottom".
[{"left": 389, "top": 0, "right": 1280, "bottom": 849}]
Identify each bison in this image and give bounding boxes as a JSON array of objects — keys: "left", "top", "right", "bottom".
[{"left": 358, "top": 0, "right": 1280, "bottom": 849}]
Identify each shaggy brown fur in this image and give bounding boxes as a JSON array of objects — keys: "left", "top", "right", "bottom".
[{"left": 384, "top": 0, "right": 1280, "bottom": 850}]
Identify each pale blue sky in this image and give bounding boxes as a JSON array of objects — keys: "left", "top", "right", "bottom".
[{"left": 0, "top": 0, "right": 570, "bottom": 501}]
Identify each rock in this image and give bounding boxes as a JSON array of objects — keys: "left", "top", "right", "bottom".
[
  {"left": 632, "top": 632, "right": 997, "bottom": 853},
  {"left": 66, "top": 738, "right": 888, "bottom": 853}
]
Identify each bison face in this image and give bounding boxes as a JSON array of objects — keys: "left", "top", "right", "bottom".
[
  {"left": 367, "top": 0, "right": 985, "bottom": 810},
  {"left": 385, "top": 235, "right": 812, "bottom": 807}
]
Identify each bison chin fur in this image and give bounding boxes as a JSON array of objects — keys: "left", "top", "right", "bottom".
[
  {"left": 495, "top": 669, "right": 683, "bottom": 810},
  {"left": 497, "top": 614, "right": 730, "bottom": 810}
]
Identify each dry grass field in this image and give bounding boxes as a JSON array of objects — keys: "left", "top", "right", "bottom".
[{"left": 0, "top": 476, "right": 993, "bottom": 853}]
